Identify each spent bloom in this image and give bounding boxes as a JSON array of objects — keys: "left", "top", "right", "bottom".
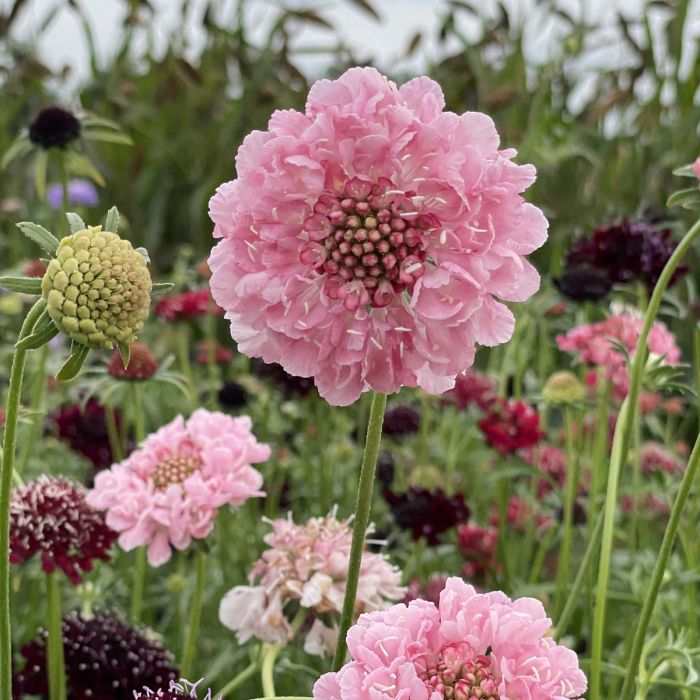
[
  {"left": 47, "top": 178, "right": 99, "bottom": 209},
  {"left": 209, "top": 67, "right": 547, "bottom": 405},
  {"left": 219, "top": 514, "right": 403, "bottom": 651},
  {"left": 478, "top": 399, "right": 543, "bottom": 454},
  {"left": 10, "top": 476, "right": 117, "bottom": 584},
  {"left": 556, "top": 314, "right": 681, "bottom": 400},
  {"left": 87, "top": 409, "right": 269, "bottom": 566},
  {"left": 13, "top": 611, "right": 179, "bottom": 699},
  {"left": 313, "top": 576, "right": 586, "bottom": 700}
]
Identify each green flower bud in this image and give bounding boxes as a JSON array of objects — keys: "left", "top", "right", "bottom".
[
  {"left": 41, "top": 225, "right": 151, "bottom": 349},
  {"left": 542, "top": 370, "right": 585, "bottom": 405}
]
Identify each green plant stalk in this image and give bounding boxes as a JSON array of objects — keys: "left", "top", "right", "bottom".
[
  {"left": 18, "top": 344, "right": 49, "bottom": 473},
  {"left": 0, "top": 298, "right": 46, "bottom": 697},
  {"left": 694, "top": 326, "right": 700, "bottom": 433},
  {"left": 205, "top": 310, "right": 218, "bottom": 410},
  {"left": 104, "top": 404, "right": 124, "bottom": 462},
  {"left": 217, "top": 661, "right": 258, "bottom": 698},
  {"left": 589, "top": 216, "right": 700, "bottom": 700},
  {"left": 175, "top": 325, "right": 195, "bottom": 405},
  {"left": 495, "top": 478, "right": 511, "bottom": 589},
  {"left": 46, "top": 572, "right": 66, "bottom": 700},
  {"left": 620, "top": 428, "right": 700, "bottom": 699},
  {"left": 260, "top": 643, "right": 281, "bottom": 697},
  {"left": 129, "top": 383, "right": 147, "bottom": 624},
  {"left": 555, "top": 406, "right": 578, "bottom": 616},
  {"left": 332, "top": 391, "right": 387, "bottom": 671},
  {"left": 180, "top": 549, "right": 206, "bottom": 678}
]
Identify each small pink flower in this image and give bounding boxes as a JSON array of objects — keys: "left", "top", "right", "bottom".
[
  {"left": 314, "top": 577, "right": 586, "bottom": 699},
  {"left": 693, "top": 157, "right": 700, "bottom": 181},
  {"left": 639, "top": 441, "right": 684, "bottom": 476},
  {"left": 208, "top": 67, "right": 547, "bottom": 405},
  {"left": 557, "top": 314, "right": 680, "bottom": 400},
  {"left": 87, "top": 409, "right": 269, "bottom": 566}
]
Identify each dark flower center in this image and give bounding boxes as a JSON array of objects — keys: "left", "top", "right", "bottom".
[{"left": 29, "top": 106, "right": 81, "bottom": 149}]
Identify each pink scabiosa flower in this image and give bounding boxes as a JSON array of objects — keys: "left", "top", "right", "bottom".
[
  {"left": 208, "top": 68, "right": 547, "bottom": 405},
  {"left": 313, "top": 576, "right": 586, "bottom": 699},
  {"left": 10, "top": 476, "right": 117, "bottom": 585},
  {"left": 87, "top": 409, "right": 269, "bottom": 566},
  {"left": 639, "top": 441, "right": 684, "bottom": 476},
  {"left": 218, "top": 514, "right": 403, "bottom": 653},
  {"left": 556, "top": 314, "right": 681, "bottom": 400}
]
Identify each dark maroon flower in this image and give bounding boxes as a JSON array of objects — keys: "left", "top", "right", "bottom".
[
  {"left": 457, "top": 523, "right": 498, "bottom": 580},
  {"left": 478, "top": 399, "right": 543, "bottom": 454},
  {"left": 54, "top": 398, "right": 121, "bottom": 469},
  {"left": 217, "top": 381, "right": 249, "bottom": 409},
  {"left": 196, "top": 340, "right": 233, "bottom": 366},
  {"left": 25, "top": 259, "right": 48, "bottom": 278},
  {"left": 384, "top": 487, "right": 469, "bottom": 545},
  {"left": 10, "top": 476, "right": 117, "bottom": 585},
  {"left": 382, "top": 405, "right": 420, "bottom": 436},
  {"left": 564, "top": 218, "right": 688, "bottom": 290},
  {"left": 13, "top": 611, "right": 179, "bottom": 699},
  {"left": 449, "top": 370, "right": 498, "bottom": 411},
  {"left": 376, "top": 451, "right": 395, "bottom": 487},
  {"left": 154, "top": 288, "right": 221, "bottom": 322},
  {"left": 251, "top": 360, "right": 316, "bottom": 397},
  {"left": 555, "top": 267, "right": 613, "bottom": 302},
  {"left": 403, "top": 575, "right": 448, "bottom": 606},
  {"left": 29, "top": 106, "right": 81, "bottom": 149},
  {"left": 107, "top": 343, "right": 158, "bottom": 381}
]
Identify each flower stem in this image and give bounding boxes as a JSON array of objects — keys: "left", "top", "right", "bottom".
[
  {"left": 260, "top": 643, "right": 281, "bottom": 697},
  {"left": 46, "top": 572, "right": 66, "bottom": 700},
  {"left": 620, "top": 427, "right": 700, "bottom": 698},
  {"left": 0, "top": 298, "right": 46, "bottom": 697},
  {"left": 129, "top": 383, "right": 147, "bottom": 625},
  {"left": 217, "top": 661, "right": 258, "bottom": 697},
  {"left": 181, "top": 548, "right": 206, "bottom": 678},
  {"left": 18, "top": 345, "right": 49, "bottom": 474},
  {"left": 175, "top": 325, "right": 195, "bottom": 406},
  {"left": 332, "top": 391, "right": 387, "bottom": 671},
  {"left": 589, "top": 216, "right": 700, "bottom": 699},
  {"left": 205, "top": 311, "right": 218, "bottom": 410}
]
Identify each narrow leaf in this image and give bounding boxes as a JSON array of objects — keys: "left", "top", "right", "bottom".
[
  {"left": 118, "top": 342, "right": 131, "bottom": 368},
  {"left": 667, "top": 187, "right": 700, "bottom": 209},
  {"left": 151, "top": 282, "right": 174, "bottom": 298},
  {"left": 82, "top": 129, "right": 133, "bottom": 146},
  {"left": 104, "top": 206, "right": 120, "bottom": 233},
  {"left": 16, "top": 222, "right": 60, "bottom": 255},
  {"left": 56, "top": 344, "right": 90, "bottom": 381},
  {"left": 16, "top": 323, "right": 58, "bottom": 351},
  {"left": 1, "top": 136, "right": 32, "bottom": 170},
  {"left": 0, "top": 276, "right": 42, "bottom": 294},
  {"left": 65, "top": 151, "right": 105, "bottom": 186},
  {"left": 672, "top": 164, "right": 698, "bottom": 178},
  {"left": 66, "top": 212, "right": 86, "bottom": 234}
]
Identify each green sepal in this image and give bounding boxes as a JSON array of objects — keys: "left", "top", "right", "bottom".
[
  {"left": 672, "top": 163, "right": 698, "bottom": 178},
  {"left": 0, "top": 276, "right": 42, "bottom": 295},
  {"left": 135, "top": 246, "right": 150, "bottom": 264},
  {"left": 104, "top": 206, "right": 120, "bottom": 233},
  {"left": 56, "top": 344, "right": 90, "bottom": 381},
  {"left": 16, "top": 221, "right": 60, "bottom": 255},
  {"left": 151, "top": 282, "right": 174, "bottom": 298},
  {"left": 66, "top": 212, "right": 86, "bottom": 234},
  {"left": 118, "top": 342, "right": 131, "bottom": 368},
  {"left": 667, "top": 187, "right": 700, "bottom": 209}
]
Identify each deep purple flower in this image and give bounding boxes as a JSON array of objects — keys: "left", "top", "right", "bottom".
[
  {"left": 382, "top": 405, "right": 421, "bottom": 436},
  {"left": 384, "top": 487, "right": 469, "bottom": 544},
  {"left": 29, "top": 106, "right": 81, "bottom": 149},
  {"left": 251, "top": 360, "right": 316, "bottom": 398},
  {"left": 217, "top": 381, "right": 249, "bottom": 409},
  {"left": 555, "top": 267, "right": 613, "bottom": 302},
  {"left": 46, "top": 179, "right": 99, "bottom": 209}
]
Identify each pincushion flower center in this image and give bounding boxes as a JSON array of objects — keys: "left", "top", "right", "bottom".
[
  {"left": 302, "top": 178, "right": 436, "bottom": 311},
  {"left": 152, "top": 453, "right": 201, "bottom": 490},
  {"left": 421, "top": 642, "right": 499, "bottom": 700}
]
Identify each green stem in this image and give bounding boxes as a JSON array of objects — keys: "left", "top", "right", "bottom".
[
  {"left": 205, "top": 311, "right": 218, "bottom": 410},
  {"left": 495, "top": 479, "right": 511, "bottom": 589},
  {"left": 589, "top": 216, "right": 700, "bottom": 699},
  {"left": 104, "top": 404, "right": 124, "bottom": 462},
  {"left": 181, "top": 549, "right": 206, "bottom": 678},
  {"left": 0, "top": 298, "right": 45, "bottom": 697},
  {"left": 129, "top": 383, "right": 147, "bottom": 625},
  {"left": 46, "top": 573, "right": 66, "bottom": 700},
  {"left": 18, "top": 345, "right": 49, "bottom": 474},
  {"left": 332, "top": 391, "right": 387, "bottom": 671},
  {"left": 59, "top": 153, "right": 70, "bottom": 235},
  {"left": 620, "top": 428, "right": 700, "bottom": 699},
  {"left": 217, "top": 661, "right": 258, "bottom": 698},
  {"left": 176, "top": 325, "right": 195, "bottom": 405},
  {"left": 260, "top": 643, "right": 281, "bottom": 697}
]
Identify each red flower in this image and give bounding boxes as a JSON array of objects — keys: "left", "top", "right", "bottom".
[
  {"left": 478, "top": 399, "right": 543, "bottom": 454},
  {"left": 457, "top": 523, "right": 497, "bottom": 580},
  {"left": 154, "top": 288, "right": 222, "bottom": 322},
  {"left": 107, "top": 343, "right": 158, "bottom": 381},
  {"left": 196, "top": 340, "right": 233, "bottom": 366},
  {"left": 449, "top": 370, "right": 497, "bottom": 411}
]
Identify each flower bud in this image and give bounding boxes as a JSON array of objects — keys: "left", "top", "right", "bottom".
[
  {"left": 41, "top": 225, "right": 151, "bottom": 349},
  {"left": 542, "top": 370, "right": 585, "bottom": 405}
]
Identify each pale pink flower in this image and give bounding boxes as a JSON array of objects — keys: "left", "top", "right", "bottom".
[
  {"left": 639, "top": 441, "right": 684, "bottom": 476},
  {"left": 556, "top": 314, "right": 680, "bottom": 400},
  {"left": 219, "top": 514, "right": 404, "bottom": 651},
  {"left": 208, "top": 67, "right": 547, "bottom": 405},
  {"left": 86, "top": 409, "right": 269, "bottom": 566},
  {"left": 314, "top": 577, "right": 586, "bottom": 699}
]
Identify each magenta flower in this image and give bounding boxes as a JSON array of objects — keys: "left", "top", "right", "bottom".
[
  {"left": 208, "top": 68, "right": 547, "bottom": 405},
  {"left": 314, "top": 577, "right": 586, "bottom": 699},
  {"left": 87, "top": 409, "right": 269, "bottom": 566},
  {"left": 556, "top": 314, "right": 680, "bottom": 400}
]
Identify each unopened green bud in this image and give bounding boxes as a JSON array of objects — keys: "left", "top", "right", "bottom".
[
  {"left": 543, "top": 370, "right": 585, "bottom": 405},
  {"left": 41, "top": 225, "right": 151, "bottom": 349}
]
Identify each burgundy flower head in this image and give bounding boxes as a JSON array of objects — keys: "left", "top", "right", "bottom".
[
  {"left": 196, "top": 340, "right": 234, "bottom": 366},
  {"left": 252, "top": 360, "right": 316, "bottom": 398},
  {"left": 403, "top": 575, "right": 448, "bottom": 606},
  {"left": 384, "top": 487, "right": 469, "bottom": 544},
  {"left": 457, "top": 523, "right": 498, "bottom": 580},
  {"left": 13, "top": 611, "right": 179, "bottom": 699},
  {"left": 29, "top": 106, "right": 81, "bottom": 149},
  {"left": 107, "top": 342, "right": 158, "bottom": 381},
  {"left": 154, "top": 289, "right": 221, "bottom": 322},
  {"left": 382, "top": 405, "right": 421, "bottom": 436},
  {"left": 10, "top": 476, "right": 117, "bottom": 585},
  {"left": 54, "top": 398, "right": 122, "bottom": 469},
  {"left": 449, "top": 369, "right": 498, "bottom": 411},
  {"left": 478, "top": 399, "right": 543, "bottom": 454},
  {"left": 555, "top": 267, "right": 613, "bottom": 302}
]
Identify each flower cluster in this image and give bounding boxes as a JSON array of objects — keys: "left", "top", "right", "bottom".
[
  {"left": 313, "top": 577, "right": 587, "bottom": 699},
  {"left": 209, "top": 67, "right": 547, "bottom": 405},
  {"left": 154, "top": 289, "right": 221, "bottom": 322},
  {"left": 10, "top": 476, "right": 117, "bottom": 584},
  {"left": 556, "top": 314, "right": 681, "bottom": 399},
  {"left": 219, "top": 514, "right": 403, "bottom": 652},
  {"left": 478, "top": 399, "right": 543, "bottom": 454},
  {"left": 13, "top": 611, "right": 179, "bottom": 699},
  {"left": 87, "top": 409, "right": 269, "bottom": 566}
]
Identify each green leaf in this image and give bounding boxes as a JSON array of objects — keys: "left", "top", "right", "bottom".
[
  {"left": 33, "top": 148, "right": 48, "bottom": 199},
  {"left": 0, "top": 276, "right": 42, "bottom": 294},
  {"left": 672, "top": 163, "right": 698, "bottom": 177},
  {"left": 667, "top": 187, "right": 700, "bottom": 209},
  {"left": 15, "top": 322, "right": 58, "bottom": 351},
  {"left": 104, "top": 206, "right": 120, "bottom": 233},
  {"left": 80, "top": 115, "right": 125, "bottom": 131},
  {"left": 1, "top": 136, "right": 32, "bottom": 170},
  {"left": 82, "top": 128, "right": 133, "bottom": 146},
  {"left": 66, "top": 212, "right": 86, "bottom": 234},
  {"left": 56, "top": 344, "right": 90, "bottom": 381},
  {"left": 64, "top": 151, "right": 105, "bottom": 187},
  {"left": 16, "top": 222, "right": 60, "bottom": 255},
  {"left": 151, "top": 282, "right": 174, "bottom": 298}
]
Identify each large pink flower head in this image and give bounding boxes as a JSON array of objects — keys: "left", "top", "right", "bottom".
[
  {"left": 556, "top": 314, "right": 680, "bottom": 400},
  {"left": 219, "top": 514, "right": 404, "bottom": 652},
  {"left": 86, "top": 409, "right": 269, "bottom": 566},
  {"left": 314, "top": 577, "right": 586, "bottom": 700},
  {"left": 208, "top": 68, "right": 547, "bottom": 405}
]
